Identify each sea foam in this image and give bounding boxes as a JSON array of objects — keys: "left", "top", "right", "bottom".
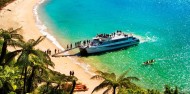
[
  {"left": 133, "top": 32, "right": 158, "bottom": 43},
  {"left": 33, "top": 0, "right": 64, "bottom": 51}
]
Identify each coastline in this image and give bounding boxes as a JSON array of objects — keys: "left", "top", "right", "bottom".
[{"left": 0, "top": 0, "right": 102, "bottom": 94}]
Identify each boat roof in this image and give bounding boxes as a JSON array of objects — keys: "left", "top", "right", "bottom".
[{"left": 93, "top": 32, "right": 133, "bottom": 41}]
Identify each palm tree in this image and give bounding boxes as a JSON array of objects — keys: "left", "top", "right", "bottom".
[
  {"left": 0, "top": 28, "right": 23, "bottom": 66},
  {"left": 5, "top": 36, "right": 54, "bottom": 93},
  {"left": 26, "top": 56, "right": 54, "bottom": 93},
  {"left": 91, "top": 69, "right": 139, "bottom": 94}
]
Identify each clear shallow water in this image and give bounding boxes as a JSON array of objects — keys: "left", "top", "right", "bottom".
[{"left": 38, "top": 0, "right": 190, "bottom": 92}]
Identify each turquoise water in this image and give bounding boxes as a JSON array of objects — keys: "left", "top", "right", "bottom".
[{"left": 39, "top": 0, "right": 190, "bottom": 92}]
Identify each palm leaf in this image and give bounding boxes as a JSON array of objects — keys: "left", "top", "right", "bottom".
[
  {"left": 9, "top": 27, "right": 22, "bottom": 34},
  {"left": 32, "top": 36, "right": 46, "bottom": 47},
  {"left": 16, "top": 51, "right": 30, "bottom": 67},
  {"left": 109, "top": 73, "right": 116, "bottom": 81},
  {"left": 30, "top": 49, "right": 54, "bottom": 67},
  {"left": 4, "top": 50, "right": 21, "bottom": 65},
  {"left": 103, "top": 86, "right": 112, "bottom": 94},
  {"left": 7, "top": 39, "right": 23, "bottom": 48},
  {"left": 126, "top": 77, "right": 140, "bottom": 81},
  {"left": 91, "top": 75, "right": 104, "bottom": 79},
  {"left": 117, "top": 68, "right": 131, "bottom": 82},
  {"left": 11, "top": 34, "right": 23, "bottom": 40},
  {"left": 27, "top": 39, "right": 35, "bottom": 45},
  {"left": 95, "top": 71, "right": 113, "bottom": 79},
  {"left": 92, "top": 80, "right": 111, "bottom": 94}
]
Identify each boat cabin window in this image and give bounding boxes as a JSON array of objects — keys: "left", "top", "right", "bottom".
[
  {"left": 90, "top": 39, "right": 100, "bottom": 46},
  {"left": 93, "top": 39, "right": 99, "bottom": 42}
]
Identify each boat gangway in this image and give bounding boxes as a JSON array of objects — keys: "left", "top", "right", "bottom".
[{"left": 52, "top": 47, "right": 79, "bottom": 57}]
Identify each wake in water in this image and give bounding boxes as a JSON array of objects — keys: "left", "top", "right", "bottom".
[{"left": 129, "top": 32, "right": 158, "bottom": 43}]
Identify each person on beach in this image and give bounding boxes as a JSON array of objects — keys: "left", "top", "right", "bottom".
[
  {"left": 72, "top": 71, "right": 74, "bottom": 76},
  {"left": 70, "top": 71, "right": 72, "bottom": 76},
  {"left": 49, "top": 50, "right": 51, "bottom": 55},
  {"left": 77, "top": 42, "right": 79, "bottom": 47},
  {"left": 55, "top": 49, "right": 57, "bottom": 54},
  {"left": 47, "top": 49, "right": 49, "bottom": 55},
  {"left": 69, "top": 71, "right": 74, "bottom": 76},
  {"left": 47, "top": 49, "right": 51, "bottom": 55},
  {"left": 70, "top": 44, "right": 72, "bottom": 49},
  {"left": 67, "top": 44, "right": 69, "bottom": 50},
  {"left": 83, "top": 40, "right": 86, "bottom": 46}
]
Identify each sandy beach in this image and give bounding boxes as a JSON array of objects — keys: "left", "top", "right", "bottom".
[{"left": 0, "top": 0, "right": 102, "bottom": 93}]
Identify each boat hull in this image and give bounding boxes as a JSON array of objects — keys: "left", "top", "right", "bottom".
[{"left": 79, "top": 39, "right": 139, "bottom": 55}]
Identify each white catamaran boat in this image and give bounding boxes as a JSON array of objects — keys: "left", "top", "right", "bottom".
[{"left": 79, "top": 31, "right": 140, "bottom": 55}]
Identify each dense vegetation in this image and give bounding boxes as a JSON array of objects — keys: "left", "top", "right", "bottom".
[
  {"left": 0, "top": 0, "right": 15, "bottom": 10},
  {"left": 0, "top": 28, "right": 77, "bottom": 94}
]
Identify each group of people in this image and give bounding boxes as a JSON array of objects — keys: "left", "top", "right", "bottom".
[
  {"left": 54, "top": 49, "right": 60, "bottom": 54},
  {"left": 96, "top": 30, "right": 126, "bottom": 39},
  {"left": 45, "top": 49, "right": 51, "bottom": 55},
  {"left": 45, "top": 49, "right": 60, "bottom": 56},
  {"left": 143, "top": 59, "right": 155, "bottom": 65},
  {"left": 66, "top": 43, "right": 75, "bottom": 50},
  {"left": 66, "top": 40, "right": 91, "bottom": 50},
  {"left": 96, "top": 33, "right": 111, "bottom": 38},
  {"left": 69, "top": 71, "right": 74, "bottom": 76}
]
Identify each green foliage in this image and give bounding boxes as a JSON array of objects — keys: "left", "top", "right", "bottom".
[
  {"left": 37, "top": 70, "right": 76, "bottom": 94},
  {"left": 118, "top": 88, "right": 145, "bottom": 94},
  {"left": 38, "top": 83, "right": 69, "bottom": 94},
  {"left": 0, "top": 0, "right": 15, "bottom": 10},
  {"left": 0, "top": 27, "right": 78, "bottom": 94},
  {"left": 0, "top": 66, "right": 21, "bottom": 93},
  {"left": 91, "top": 69, "right": 140, "bottom": 94},
  {"left": 0, "top": 28, "right": 23, "bottom": 66}
]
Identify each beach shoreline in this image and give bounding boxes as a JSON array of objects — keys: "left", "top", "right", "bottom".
[{"left": 0, "top": 0, "right": 102, "bottom": 93}]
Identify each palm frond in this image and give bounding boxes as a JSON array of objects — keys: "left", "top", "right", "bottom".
[
  {"left": 11, "top": 34, "right": 23, "bottom": 40},
  {"left": 125, "top": 77, "right": 140, "bottom": 81},
  {"left": 7, "top": 39, "right": 24, "bottom": 48},
  {"left": 109, "top": 73, "right": 116, "bottom": 81},
  {"left": 5, "top": 50, "right": 21, "bottom": 65},
  {"left": 95, "top": 70, "right": 104, "bottom": 74},
  {"left": 9, "top": 27, "right": 22, "bottom": 34},
  {"left": 15, "top": 51, "right": 30, "bottom": 67},
  {"left": 91, "top": 75, "right": 104, "bottom": 79},
  {"left": 103, "top": 86, "right": 112, "bottom": 94},
  {"left": 96, "top": 71, "right": 112, "bottom": 78},
  {"left": 38, "top": 49, "right": 54, "bottom": 67},
  {"left": 7, "top": 28, "right": 14, "bottom": 33},
  {"left": 30, "top": 49, "right": 54, "bottom": 67},
  {"left": 27, "top": 39, "right": 35, "bottom": 45},
  {"left": 0, "top": 29, "right": 4, "bottom": 37},
  {"left": 92, "top": 80, "right": 111, "bottom": 94},
  {"left": 32, "top": 36, "right": 46, "bottom": 47},
  {"left": 117, "top": 68, "right": 131, "bottom": 82}
]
